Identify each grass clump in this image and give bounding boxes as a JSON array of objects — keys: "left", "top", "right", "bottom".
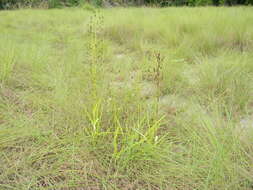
[
  {"left": 193, "top": 54, "right": 253, "bottom": 115},
  {"left": 0, "top": 42, "right": 16, "bottom": 85}
]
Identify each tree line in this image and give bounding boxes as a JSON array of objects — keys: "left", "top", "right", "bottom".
[{"left": 0, "top": 0, "right": 252, "bottom": 9}]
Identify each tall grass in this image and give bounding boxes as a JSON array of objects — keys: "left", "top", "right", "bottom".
[
  {"left": 0, "top": 41, "right": 16, "bottom": 84},
  {"left": 0, "top": 7, "right": 252, "bottom": 190}
]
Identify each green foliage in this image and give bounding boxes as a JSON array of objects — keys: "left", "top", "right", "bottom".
[
  {"left": 188, "top": 0, "right": 212, "bottom": 5},
  {"left": 193, "top": 55, "right": 253, "bottom": 115},
  {"left": 0, "top": 0, "right": 85, "bottom": 9},
  {"left": 246, "top": 0, "right": 253, "bottom": 4},
  {"left": 0, "top": 0, "right": 252, "bottom": 9},
  {"left": 0, "top": 43, "right": 16, "bottom": 84},
  {"left": 81, "top": 2, "right": 96, "bottom": 11},
  {"left": 0, "top": 7, "right": 253, "bottom": 190},
  {"left": 48, "top": 0, "right": 61, "bottom": 8}
]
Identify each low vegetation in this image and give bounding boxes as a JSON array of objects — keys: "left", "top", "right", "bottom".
[
  {"left": 0, "top": 7, "right": 253, "bottom": 190},
  {"left": 0, "top": 0, "right": 253, "bottom": 9}
]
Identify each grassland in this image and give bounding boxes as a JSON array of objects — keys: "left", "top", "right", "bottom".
[{"left": 0, "top": 7, "right": 253, "bottom": 190}]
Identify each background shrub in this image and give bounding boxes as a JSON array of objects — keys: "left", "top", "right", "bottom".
[{"left": 0, "top": 0, "right": 252, "bottom": 9}]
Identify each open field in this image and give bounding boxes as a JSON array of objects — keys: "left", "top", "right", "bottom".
[{"left": 0, "top": 7, "right": 253, "bottom": 189}]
